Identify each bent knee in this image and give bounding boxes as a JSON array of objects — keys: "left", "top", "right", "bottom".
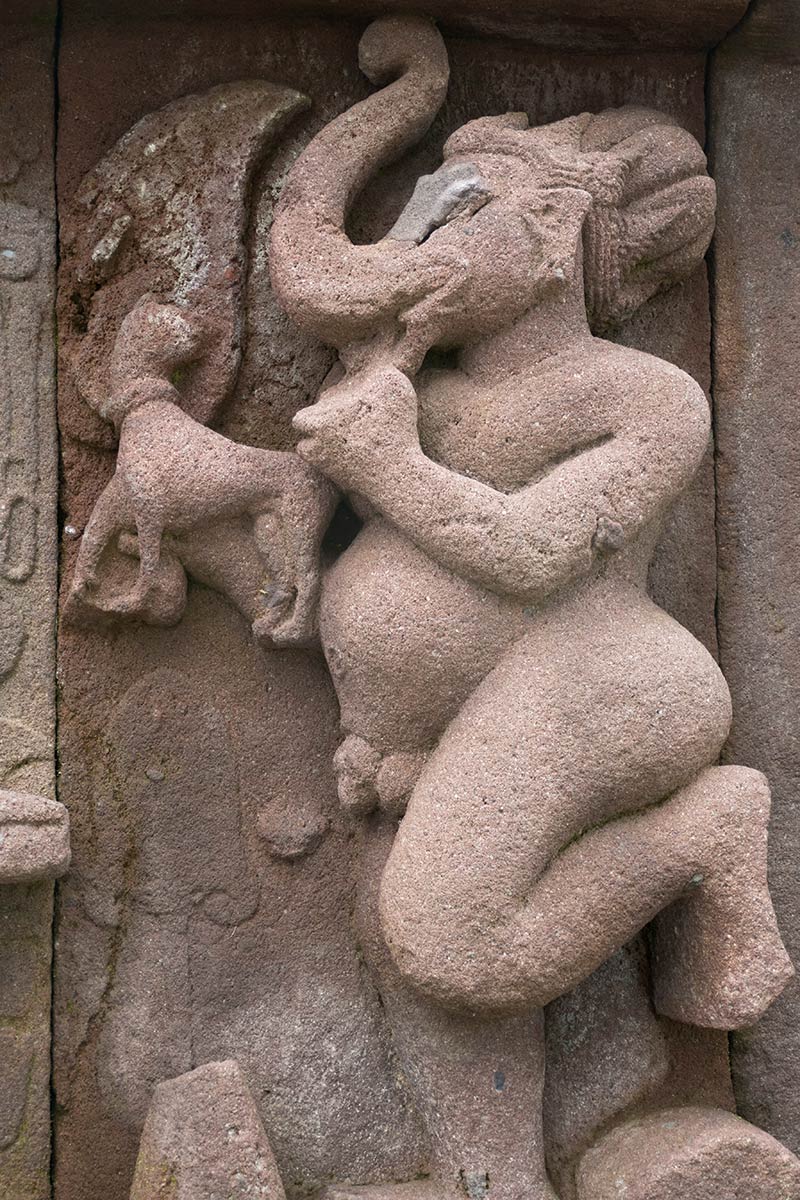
[
  {"left": 378, "top": 847, "right": 522, "bottom": 1013},
  {"left": 379, "top": 883, "right": 475, "bottom": 1010}
]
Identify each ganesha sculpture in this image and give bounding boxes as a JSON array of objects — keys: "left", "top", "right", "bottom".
[
  {"left": 66, "top": 14, "right": 799, "bottom": 1200},
  {"left": 268, "top": 15, "right": 798, "bottom": 1200}
]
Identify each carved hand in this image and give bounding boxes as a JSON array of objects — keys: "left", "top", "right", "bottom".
[{"left": 294, "top": 366, "right": 420, "bottom": 492}]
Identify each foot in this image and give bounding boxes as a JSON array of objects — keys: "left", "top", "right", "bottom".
[
  {"left": 111, "top": 587, "right": 154, "bottom": 615},
  {"left": 71, "top": 570, "right": 98, "bottom": 597},
  {"left": 253, "top": 604, "right": 315, "bottom": 650},
  {"left": 252, "top": 583, "right": 320, "bottom": 650},
  {"left": 651, "top": 766, "right": 794, "bottom": 1028}
]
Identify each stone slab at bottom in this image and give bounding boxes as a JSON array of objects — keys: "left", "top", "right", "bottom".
[
  {"left": 576, "top": 1106, "right": 800, "bottom": 1199},
  {"left": 325, "top": 1182, "right": 453, "bottom": 1200},
  {"left": 129, "top": 1059, "right": 285, "bottom": 1200},
  {"left": 324, "top": 1181, "right": 465, "bottom": 1200}
]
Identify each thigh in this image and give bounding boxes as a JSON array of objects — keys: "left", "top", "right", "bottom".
[{"left": 382, "top": 597, "right": 731, "bottom": 930}]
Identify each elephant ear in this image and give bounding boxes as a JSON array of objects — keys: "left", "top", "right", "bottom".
[{"left": 59, "top": 79, "right": 309, "bottom": 447}]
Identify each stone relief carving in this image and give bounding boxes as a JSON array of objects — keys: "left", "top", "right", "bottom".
[
  {"left": 267, "top": 15, "right": 798, "bottom": 1200},
  {"left": 129, "top": 1060, "right": 286, "bottom": 1200},
  {"left": 62, "top": 80, "right": 334, "bottom": 648},
  {"left": 0, "top": 792, "right": 70, "bottom": 1162},
  {"left": 0, "top": 33, "right": 66, "bottom": 1195},
  {"left": 67, "top": 298, "right": 333, "bottom": 645},
  {"left": 57, "top": 74, "right": 423, "bottom": 1200},
  {"left": 58, "top": 13, "right": 800, "bottom": 1200},
  {"left": 1, "top": 204, "right": 44, "bottom": 588},
  {"left": 95, "top": 669, "right": 259, "bottom": 1125},
  {"left": 0, "top": 201, "right": 55, "bottom": 793}
]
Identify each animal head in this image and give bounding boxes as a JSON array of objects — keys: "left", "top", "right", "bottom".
[
  {"left": 100, "top": 298, "right": 207, "bottom": 428},
  {"left": 112, "top": 297, "right": 206, "bottom": 378},
  {"left": 438, "top": 106, "right": 716, "bottom": 334},
  {"left": 270, "top": 14, "right": 715, "bottom": 361}
]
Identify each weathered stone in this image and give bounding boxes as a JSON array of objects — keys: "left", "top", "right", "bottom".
[
  {"left": 129, "top": 1059, "right": 286, "bottom": 1200},
  {"left": 50, "top": 7, "right": 800, "bottom": 1200},
  {"left": 59, "top": 77, "right": 309, "bottom": 447},
  {"left": 269, "top": 15, "right": 795, "bottom": 1200},
  {"left": 63, "top": 297, "right": 335, "bottom": 647},
  {"left": 66, "top": 0, "right": 750, "bottom": 53},
  {"left": 0, "top": 1029, "right": 34, "bottom": 1153},
  {"left": 0, "top": 14, "right": 58, "bottom": 798},
  {"left": 0, "top": 791, "right": 69, "bottom": 883},
  {"left": 54, "top": 21, "right": 427, "bottom": 1194},
  {"left": 711, "top": 0, "right": 800, "bottom": 1156},
  {"left": 0, "top": 5, "right": 59, "bottom": 1198},
  {"left": 544, "top": 942, "right": 671, "bottom": 1193},
  {"left": 576, "top": 1107, "right": 800, "bottom": 1199}
]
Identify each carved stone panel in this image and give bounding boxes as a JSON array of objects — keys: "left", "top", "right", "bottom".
[
  {"left": 0, "top": 8, "right": 62, "bottom": 1200},
  {"left": 0, "top": 2, "right": 791, "bottom": 1200},
  {"left": 712, "top": 0, "right": 800, "bottom": 1155}
]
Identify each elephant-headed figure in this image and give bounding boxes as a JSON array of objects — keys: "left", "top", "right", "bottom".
[
  {"left": 270, "top": 16, "right": 715, "bottom": 374},
  {"left": 269, "top": 13, "right": 798, "bottom": 1200}
]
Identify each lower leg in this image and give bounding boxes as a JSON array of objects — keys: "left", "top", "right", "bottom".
[
  {"left": 651, "top": 768, "right": 793, "bottom": 1027},
  {"left": 356, "top": 822, "right": 556, "bottom": 1200},
  {"left": 127, "top": 519, "right": 163, "bottom": 605},
  {"left": 72, "top": 479, "right": 122, "bottom": 591},
  {"left": 252, "top": 501, "right": 323, "bottom": 645},
  {"left": 274, "top": 475, "right": 335, "bottom": 641},
  {"left": 384, "top": 993, "right": 556, "bottom": 1200},
  {"left": 527, "top": 764, "right": 791, "bottom": 1026},
  {"left": 382, "top": 766, "right": 791, "bottom": 1024}
]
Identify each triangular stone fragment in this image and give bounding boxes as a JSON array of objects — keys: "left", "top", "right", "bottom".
[{"left": 130, "top": 1059, "right": 286, "bottom": 1200}]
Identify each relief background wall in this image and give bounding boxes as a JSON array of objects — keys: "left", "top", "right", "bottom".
[
  {"left": 0, "top": 0, "right": 798, "bottom": 1197},
  {"left": 0, "top": 5, "right": 58, "bottom": 1197},
  {"left": 711, "top": 0, "right": 800, "bottom": 1151},
  {"left": 52, "top": 13, "right": 719, "bottom": 1199}
]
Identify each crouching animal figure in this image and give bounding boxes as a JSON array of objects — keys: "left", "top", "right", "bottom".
[{"left": 68, "top": 298, "right": 335, "bottom": 646}]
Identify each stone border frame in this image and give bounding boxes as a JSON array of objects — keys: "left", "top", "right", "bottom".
[{"left": 0, "top": 0, "right": 798, "bottom": 1194}]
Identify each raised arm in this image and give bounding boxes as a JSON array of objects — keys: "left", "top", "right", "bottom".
[{"left": 294, "top": 360, "right": 710, "bottom": 604}]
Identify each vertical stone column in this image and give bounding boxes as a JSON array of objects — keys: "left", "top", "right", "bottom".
[
  {"left": 711, "top": 0, "right": 800, "bottom": 1156},
  {"left": 0, "top": 3, "right": 59, "bottom": 1197}
]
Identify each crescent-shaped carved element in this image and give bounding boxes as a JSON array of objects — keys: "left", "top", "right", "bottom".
[{"left": 59, "top": 79, "right": 309, "bottom": 445}]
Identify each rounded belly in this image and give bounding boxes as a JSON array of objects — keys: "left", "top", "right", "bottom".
[{"left": 320, "top": 519, "right": 526, "bottom": 750}]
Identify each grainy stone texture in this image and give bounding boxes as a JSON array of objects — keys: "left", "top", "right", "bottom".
[
  {"left": 0, "top": 793, "right": 69, "bottom": 885},
  {"left": 712, "top": 0, "right": 800, "bottom": 1157},
  {"left": 54, "top": 25, "right": 433, "bottom": 1200},
  {"left": 67, "top": 0, "right": 750, "bottom": 52},
  {"left": 54, "top": 12, "right": 728, "bottom": 1200},
  {"left": 49, "top": 7, "right": 798, "bottom": 1200},
  {"left": 271, "top": 22, "right": 796, "bottom": 1197},
  {"left": 576, "top": 1107, "right": 800, "bottom": 1200},
  {"left": 0, "top": 4, "right": 60, "bottom": 1198},
  {"left": 129, "top": 1059, "right": 286, "bottom": 1200}
]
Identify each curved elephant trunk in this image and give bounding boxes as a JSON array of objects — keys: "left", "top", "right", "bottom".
[{"left": 270, "top": 15, "right": 449, "bottom": 351}]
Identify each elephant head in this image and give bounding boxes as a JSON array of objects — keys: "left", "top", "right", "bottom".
[
  {"left": 270, "top": 16, "right": 459, "bottom": 365},
  {"left": 270, "top": 17, "right": 716, "bottom": 372}
]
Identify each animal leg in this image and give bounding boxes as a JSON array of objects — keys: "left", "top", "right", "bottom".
[
  {"left": 251, "top": 462, "right": 336, "bottom": 648},
  {"left": 126, "top": 516, "right": 164, "bottom": 607},
  {"left": 71, "top": 475, "right": 125, "bottom": 595}
]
